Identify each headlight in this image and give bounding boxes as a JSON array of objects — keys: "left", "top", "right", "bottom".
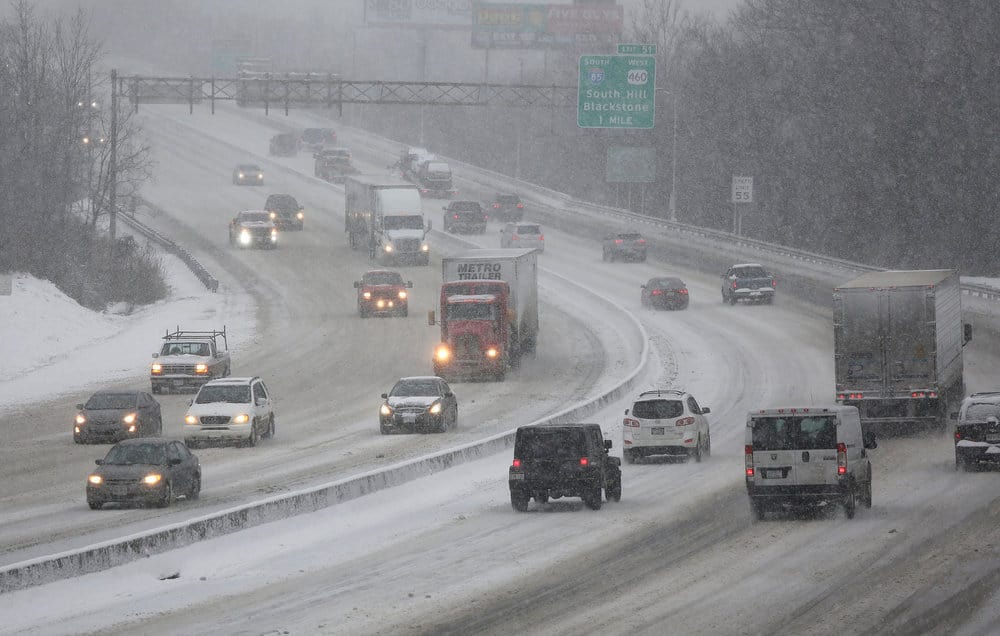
[
  {"left": 398, "top": 290, "right": 407, "bottom": 300},
  {"left": 257, "top": 173, "right": 263, "bottom": 180},
  {"left": 485, "top": 347, "right": 499, "bottom": 359},
  {"left": 233, "top": 413, "right": 250, "bottom": 424},
  {"left": 429, "top": 402, "right": 442, "bottom": 415},
  {"left": 195, "top": 364, "right": 208, "bottom": 374},
  {"left": 122, "top": 413, "right": 137, "bottom": 424},
  {"left": 421, "top": 244, "right": 429, "bottom": 252},
  {"left": 380, "top": 403, "right": 393, "bottom": 416},
  {"left": 240, "top": 230, "right": 251, "bottom": 245},
  {"left": 88, "top": 474, "right": 103, "bottom": 485},
  {"left": 151, "top": 363, "right": 162, "bottom": 374},
  {"left": 383, "top": 244, "right": 394, "bottom": 253},
  {"left": 75, "top": 413, "right": 87, "bottom": 425},
  {"left": 435, "top": 345, "right": 451, "bottom": 362},
  {"left": 184, "top": 414, "right": 198, "bottom": 425},
  {"left": 362, "top": 291, "right": 372, "bottom": 300},
  {"left": 296, "top": 211, "right": 304, "bottom": 220},
  {"left": 143, "top": 473, "right": 162, "bottom": 486},
  {"left": 269, "top": 211, "right": 277, "bottom": 219},
  {"left": 238, "top": 172, "right": 245, "bottom": 179}
]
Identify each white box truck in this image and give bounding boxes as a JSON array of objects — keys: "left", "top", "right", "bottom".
[
  {"left": 833, "top": 269, "right": 971, "bottom": 431},
  {"left": 344, "top": 175, "right": 430, "bottom": 265}
]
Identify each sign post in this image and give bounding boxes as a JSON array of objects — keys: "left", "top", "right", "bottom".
[
  {"left": 578, "top": 52, "right": 655, "bottom": 129},
  {"left": 731, "top": 175, "right": 754, "bottom": 235}
]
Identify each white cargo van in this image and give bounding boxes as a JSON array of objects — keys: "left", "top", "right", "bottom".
[{"left": 744, "top": 405, "right": 876, "bottom": 520}]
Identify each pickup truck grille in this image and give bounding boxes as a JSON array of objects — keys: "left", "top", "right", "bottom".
[{"left": 159, "top": 364, "right": 197, "bottom": 374}]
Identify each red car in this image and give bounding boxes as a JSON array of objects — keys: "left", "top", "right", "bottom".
[{"left": 354, "top": 270, "right": 412, "bottom": 318}]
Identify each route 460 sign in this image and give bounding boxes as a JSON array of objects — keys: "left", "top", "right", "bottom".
[{"left": 578, "top": 54, "right": 655, "bottom": 129}]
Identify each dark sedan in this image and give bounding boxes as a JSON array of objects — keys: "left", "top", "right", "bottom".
[
  {"left": 86, "top": 438, "right": 201, "bottom": 509},
  {"left": 379, "top": 376, "right": 458, "bottom": 434},
  {"left": 74, "top": 389, "right": 162, "bottom": 443},
  {"left": 602, "top": 232, "right": 647, "bottom": 262},
  {"left": 641, "top": 276, "right": 689, "bottom": 310}
]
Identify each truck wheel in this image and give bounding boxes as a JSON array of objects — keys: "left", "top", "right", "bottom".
[
  {"left": 246, "top": 423, "right": 259, "bottom": 448},
  {"left": 157, "top": 481, "right": 174, "bottom": 508},
  {"left": 602, "top": 249, "right": 609, "bottom": 262},
  {"left": 263, "top": 415, "right": 275, "bottom": 439},
  {"left": 750, "top": 499, "right": 766, "bottom": 521},
  {"left": 623, "top": 449, "right": 636, "bottom": 464},
  {"left": 607, "top": 475, "right": 622, "bottom": 502},
  {"left": 863, "top": 478, "right": 872, "bottom": 508},
  {"left": 843, "top": 483, "right": 857, "bottom": 519},
  {"left": 956, "top": 454, "right": 967, "bottom": 472},
  {"left": 510, "top": 489, "right": 530, "bottom": 512},
  {"left": 729, "top": 294, "right": 738, "bottom": 306},
  {"left": 693, "top": 435, "right": 704, "bottom": 462},
  {"left": 583, "top": 486, "right": 603, "bottom": 510}
]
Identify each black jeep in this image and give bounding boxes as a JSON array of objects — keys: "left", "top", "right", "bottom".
[{"left": 508, "top": 423, "right": 622, "bottom": 511}]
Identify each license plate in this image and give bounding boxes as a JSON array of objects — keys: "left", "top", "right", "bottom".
[
  {"left": 402, "top": 414, "right": 417, "bottom": 423},
  {"left": 764, "top": 469, "right": 784, "bottom": 479},
  {"left": 111, "top": 486, "right": 129, "bottom": 496},
  {"left": 510, "top": 473, "right": 524, "bottom": 480},
  {"left": 750, "top": 291, "right": 762, "bottom": 296},
  {"left": 172, "top": 379, "right": 185, "bottom": 386},
  {"left": 650, "top": 427, "right": 665, "bottom": 435},
  {"left": 987, "top": 434, "right": 1000, "bottom": 443}
]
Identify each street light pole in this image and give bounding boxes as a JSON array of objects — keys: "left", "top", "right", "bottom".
[{"left": 668, "top": 91, "right": 678, "bottom": 222}]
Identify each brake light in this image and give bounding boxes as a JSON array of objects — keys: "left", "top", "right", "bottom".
[
  {"left": 771, "top": 279, "right": 777, "bottom": 288},
  {"left": 512, "top": 235, "right": 518, "bottom": 240},
  {"left": 954, "top": 431, "right": 963, "bottom": 441},
  {"left": 910, "top": 390, "right": 938, "bottom": 398},
  {"left": 839, "top": 392, "right": 863, "bottom": 400},
  {"left": 731, "top": 281, "right": 737, "bottom": 290},
  {"left": 539, "top": 235, "right": 544, "bottom": 240},
  {"left": 679, "top": 289, "right": 688, "bottom": 294},
  {"left": 493, "top": 203, "right": 500, "bottom": 208},
  {"left": 637, "top": 239, "right": 646, "bottom": 244},
  {"left": 745, "top": 445, "right": 754, "bottom": 476},
  {"left": 675, "top": 416, "right": 695, "bottom": 427},
  {"left": 512, "top": 458, "right": 522, "bottom": 468},
  {"left": 837, "top": 442, "right": 847, "bottom": 475},
  {"left": 579, "top": 457, "right": 589, "bottom": 466},
  {"left": 615, "top": 239, "right": 623, "bottom": 245},
  {"left": 452, "top": 214, "right": 459, "bottom": 219},
  {"left": 623, "top": 417, "right": 640, "bottom": 428},
  {"left": 652, "top": 289, "right": 662, "bottom": 295},
  {"left": 517, "top": 203, "right": 523, "bottom": 208}
]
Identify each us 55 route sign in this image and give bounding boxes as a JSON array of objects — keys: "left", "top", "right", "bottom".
[{"left": 578, "top": 54, "right": 655, "bottom": 129}]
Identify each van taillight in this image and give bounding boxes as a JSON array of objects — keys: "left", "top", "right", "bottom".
[
  {"left": 837, "top": 442, "right": 847, "bottom": 475},
  {"left": 744, "top": 445, "right": 754, "bottom": 476},
  {"left": 771, "top": 279, "right": 777, "bottom": 288},
  {"left": 512, "top": 458, "right": 522, "bottom": 468},
  {"left": 954, "top": 431, "right": 963, "bottom": 441},
  {"left": 731, "top": 281, "right": 738, "bottom": 290},
  {"left": 579, "top": 457, "right": 589, "bottom": 466}
]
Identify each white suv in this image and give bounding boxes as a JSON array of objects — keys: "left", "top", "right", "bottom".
[
  {"left": 184, "top": 377, "right": 275, "bottom": 448},
  {"left": 622, "top": 389, "right": 711, "bottom": 463},
  {"left": 500, "top": 222, "right": 545, "bottom": 253}
]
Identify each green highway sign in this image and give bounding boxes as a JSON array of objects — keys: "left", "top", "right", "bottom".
[
  {"left": 578, "top": 54, "right": 656, "bottom": 129},
  {"left": 617, "top": 43, "right": 656, "bottom": 55}
]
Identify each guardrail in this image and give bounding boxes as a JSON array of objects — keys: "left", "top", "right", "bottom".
[{"left": 120, "top": 199, "right": 219, "bottom": 292}]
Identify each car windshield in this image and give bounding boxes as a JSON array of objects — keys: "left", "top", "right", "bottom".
[
  {"left": 364, "top": 272, "right": 403, "bottom": 285},
  {"left": 444, "top": 302, "right": 496, "bottom": 320},
  {"left": 238, "top": 165, "right": 261, "bottom": 172},
  {"left": 160, "top": 342, "right": 211, "bottom": 356},
  {"left": 497, "top": 195, "right": 520, "bottom": 204},
  {"left": 85, "top": 393, "right": 138, "bottom": 410},
  {"left": 301, "top": 129, "right": 323, "bottom": 141},
  {"left": 267, "top": 196, "right": 298, "bottom": 209},
  {"left": 515, "top": 225, "right": 540, "bottom": 235},
  {"left": 382, "top": 215, "right": 424, "bottom": 230},
  {"left": 632, "top": 399, "right": 684, "bottom": 420},
  {"left": 103, "top": 443, "right": 166, "bottom": 465},
  {"left": 391, "top": 380, "right": 441, "bottom": 397},
  {"left": 736, "top": 266, "right": 768, "bottom": 278},
  {"left": 195, "top": 385, "right": 251, "bottom": 404},
  {"left": 651, "top": 277, "right": 684, "bottom": 289},
  {"left": 516, "top": 429, "right": 585, "bottom": 459},
  {"left": 619, "top": 233, "right": 642, "bottom": 241},
  {"left": 964, "top": 403, "right": 1000, "bottom": 421},
  {"left": 751, "top": 415, "right": 838, "bottom": 450},
  {"left": 240, "top": 212, "right": 271, "bottom": 223}
]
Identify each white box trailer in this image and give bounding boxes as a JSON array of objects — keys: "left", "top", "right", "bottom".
[
  {"left": 833, "top": 269, "right": 971, "bottom": 431},
  {"left": 442, "top": 249, "right": 539, "bottom": 358},
  {"left": 344, "top": 175, "right": 429, "bottom": 265}
]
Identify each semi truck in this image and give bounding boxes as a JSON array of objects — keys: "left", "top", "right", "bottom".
[
  {"left": 833, "top": 269, "right": 972, "bottom": 432},
  {"left": 430, "top": 249, "right": 539, "bottom": 381},
  {"left": 344, "top": 175, "right": 430, "bottom": 265}
]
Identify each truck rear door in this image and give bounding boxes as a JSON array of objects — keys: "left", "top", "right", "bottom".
[
  {"left": 886, "top": 288, "right": 934, "bottom": 391},
  {"left": 835, "top": 291, "right": 885, "bottom": 394}
]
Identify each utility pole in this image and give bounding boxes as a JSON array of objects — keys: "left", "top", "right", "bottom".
[{"left": 108, "top": 69, "right": 119, "bottom": 287}]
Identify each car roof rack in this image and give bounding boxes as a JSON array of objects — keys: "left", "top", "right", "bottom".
[
  {"left": 162, "top": 326, "right": 227, "bottom": 349},
  {"left": 638, "top": 389, "right": 685, "bottom": 398}
]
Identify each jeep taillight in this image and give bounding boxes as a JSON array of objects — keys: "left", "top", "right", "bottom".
[
  {"left": 771, "top": 279, "right": 777, "bottom": 288},
  {"left": 954, "top": 430, "right": 963, "bottom": 441},
  {"left": 512, "top": 458, "right": 522, "bottom": 468},
  {"left": 579, "top": 457, "right": 589, "bottom": 466},
  {"left": 731, "top": 281, "right": 738, "bottom": 290},
  {"left": 745, "top": 445, "right": 754, "bottom": 476},
  {"left": 837, "top": 442, "right": 847, "bottom": 475}
]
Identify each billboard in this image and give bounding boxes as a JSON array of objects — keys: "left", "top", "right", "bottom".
[
  {"left": 364, "top": 0, "right": 475, "bottom": 28},
  {"left": 472, "top": 2, "right": 623, "bottom": 49}
]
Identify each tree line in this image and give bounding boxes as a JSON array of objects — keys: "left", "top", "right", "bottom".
[{"left": 0, "top": 1, "right": 162, "bottom": 308}]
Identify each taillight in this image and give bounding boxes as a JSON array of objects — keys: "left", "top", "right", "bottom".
[
  {"left": 623, "top": 417, "right": 640, "bottom": 428},
  {"left": 675, "top": 416, "right": 695, "bottom": 427},
  {"left": 512, "top": 235, "right": 518, "bottom": 240},
  {"left": 652, "top": 289, "right": 662, "bottom": 295},
  {"left": 579, "top": 457, "right": 589, "bottom": 466},
  {"left": 539, "top": 235, "right": 544, "bottom": 240},
  {"left": 837, "top": 442, "right": 847, "bottom": 475},
  {"left": 615, "top": 239, "right": 623, "bottom": 245},
  {"left": 745, "top": 445, "right": 754, "bottom": 476},
  {"left": 637, "top": 238, "right": 646, "bottom": 244},
  {"left": 954, "top": 431, "right": 963, "bottom": 441},
  {"left": 679, "top": 288, "right": 688, "bottom": 295},
  {"left": 839, "top": 392, "right": 863, "bottom": 400},
  {"left": 453, "top": 214, "right": 459, "bottom": 219},
  {"left": 512, "top": 458, "right": 522, "bottom": 468},
  {"left": 517, "top": 203, "right": 523, "bottom": 208}
]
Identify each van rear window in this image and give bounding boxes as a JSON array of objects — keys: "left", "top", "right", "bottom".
[
  {"left": 751, "top": 415, "right": 837, "bottom": 450},
  {"left": 632, "top": 399, "right": 683, "bottom": 420}
]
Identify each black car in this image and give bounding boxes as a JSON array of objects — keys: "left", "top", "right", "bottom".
[
  {"left": 300, "top": 127, "right": 336, "bottom": 152},
  {"left": 74, "top": 390, "right": 163, "bottom": 444},
  {"left": 602, "top": 232, "right": 647, "bottom": 262},
  {"left": 443, "top": 201, "right": 488, "bottom": 234},
  {"left": 264, "top": 193, "right": 305, "bottom": 231},
  {"left": 269, "top": 132, "right": 299, "bottom": 156},
  {"left": 721, "top": 263, "right": 776, "bottom": 305},
  {"left": 232, "top": 163, "right": 264, "bottom": 186},
  {"left": 86, "top": 438, "right": 201, "bottom": 509},
  {"left": 491, "top": 193, "right": 524, "bottom": 222},
  {"left": 508, "top": 423, "right": 622, "bottom": 511},
  {"left": 641, "top": 276, "right": 689, "bottom": 310},
  {"left": 379, "top": 376, "right": 458, "bottom": 434}
]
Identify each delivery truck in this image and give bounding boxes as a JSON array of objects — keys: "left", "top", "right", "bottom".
[{"left": 344, "top": 175, "right": 430, "bottom": 265}]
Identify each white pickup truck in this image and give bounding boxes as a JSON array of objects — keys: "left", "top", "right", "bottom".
[{"left": 150, "top": 327, "right": 231, "bottom": 394}]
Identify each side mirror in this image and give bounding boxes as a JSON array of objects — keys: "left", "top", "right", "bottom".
[
  {"left": 169, "top": 458, "right": 182, "bottom": 466},
  {"left": 964, "top": 323, "right": 973, "bottom": 345},
  {"left": 381, "top": 393, "right": 388, "bottom": 399},
  {"left": 604, "top": 439, "right": 613, "bottom": 450},
  {"left": 624, "top": 408, "right": 630, "bottom": 415},
  {"left": 442, "top": 206, "right": 448, "bottom": 211},
  {"left": 406, "top": 281, "right": 413, "bottom": 288},
  {"left": 426, "top": 219, "right": 433, "bottom": 231},
  {"left": 76, "top": 403, "right": 84, "bottom": 410},
  {"left": 152, "top": 352, "right": 159, "bottom": 358},
  {"left": 428, "top": 310, "right": 436, "bottom": 326},
  {"left": 701, "top": 407, "right": 711, "bottom": 414},
  {"left": 863, "top": 432, "right": 878, "bottom": 450},
  {"left": 256, "top": 397, "right": 267, "bottom": 406},
  {"left": 95, "top": 459, "right": 103, "bottom": 465},
  {"left": 353, "top": 281, "right": 360, "bottom": 288},
  {"left": 445, "top": 391, "right": 454, "bottom": 398}
]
